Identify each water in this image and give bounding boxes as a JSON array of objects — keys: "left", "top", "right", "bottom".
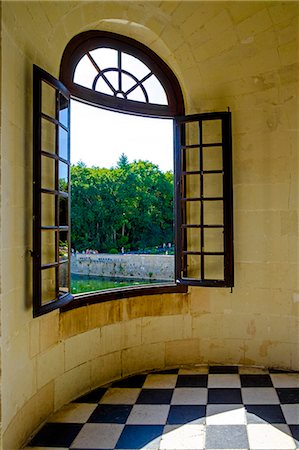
[{"left": 71, "top": 274, "right": 163, "bottom": 294}]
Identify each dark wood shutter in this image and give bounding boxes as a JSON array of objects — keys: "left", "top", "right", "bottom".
[
  {"left": 33, "top": 65, "right": 73, "bottom": 316},
  {"left": 175, "top": 111, "right": 234, "bottom": 287}
]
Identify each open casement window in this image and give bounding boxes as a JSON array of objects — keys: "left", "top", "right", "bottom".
[
  {"left": 175, "top": 112, "right": 234, "bottom": 287},
  {"left": 33, "top": 65, "right": 72, "bottom": 317}
]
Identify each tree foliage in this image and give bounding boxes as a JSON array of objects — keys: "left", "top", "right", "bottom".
[{"left": 70, "top": 155, "right": 174, "bottom": 253}]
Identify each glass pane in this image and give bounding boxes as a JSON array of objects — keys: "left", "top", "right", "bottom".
[
  {"left": 185, "top": 174, "right": 200, "bottom": 198},
  {"left": 41, "top": 118, "right": 56, "bottom": 154},
  {"left": 41, "top": 156, "right": 55, "bottom": 191},
  {"left": 59, "top": 162, "right": 68, "bottom": 192},
  {"left": 59, "top": 94, "right": 69, "bottom": 128},
  {"left": 185, "top": 148, "right": 200, "bottom": 172},
  {"left": 95, "top": 76, "right": 114, "bottom": 95},
  {"left": 204, "top": 228, "right": 224, "bottom": 253},
  {"left": 122, "top": 73, "right": 136, "bottom": 92},
  {"left": 122, "top": 52, "right": 150, "bottom": 80},
  {"left": 203, "top": 173, "right": 223, "bottom": 198},
  {"left": 41, "top": 193, "right": 55, "bottom": 227},
  {"left": 203, "top": 146, "right": 223, "bottom": 171},
  {"left": 74, "top": 54, "right": 98, "bottom": 88},
  {"left": 104, "top": 70, "right": 118, "bottom": 91},
  {"left": 90, "top": 48, "right": 118, "bottom": 70},
  {"left": 59, "top": 231, "right": 69, "bottom": 262},
  {"left": 185, "top": 121, "right": 198, "bottom": 146},
  {"left": 42, "top": 81, "right": 56, "bottom": 118},
  {"left": 202, "top": 119, "right": 222, "bottom": 144},
  {"left": 41, "top": 267, "right": 57, "bottom": 304},
  {"left": 186, "top": 201, "right": 201, "bottom": 225},
  {"left": 143, "top": 75, "right": 167, "bottom": 105},
  {"left": 41, "top": 230, "right": 56, "bottom": 265},
  {"left": 127, "top": 85, "right": 146, "bottom": 102},
  {"left": 59, "top": 262, "right": 69, "bottom": 294},
  {"left": 205, "top": 255, "right": 224, "bottom": 280},
  {"left": 59, "top": 195, "right": 68, "bottom": 227},
  {"left": 204, "top": 200, "right": 223, "bottom": 226},
  {"left": 185, "top": 255, "right": 201, "bottom": 279},
  {"left": 186, "top": 228, "right": 201, "bottom": 252},
  {"left": 58, "top": 126, "right": 69, "bottom": 161}
]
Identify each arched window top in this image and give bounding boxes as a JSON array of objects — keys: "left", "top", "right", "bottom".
[{"left": 60, "top": 31, "right": 184, "bottom": 117}]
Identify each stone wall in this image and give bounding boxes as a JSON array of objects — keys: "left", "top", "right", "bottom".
[{"left": 71, "top": 253, "right": 174, "bottom": 281}]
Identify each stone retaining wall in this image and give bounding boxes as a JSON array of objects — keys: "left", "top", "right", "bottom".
[{"left": 71, "top": 253, "right": 174, "bottom": 280}]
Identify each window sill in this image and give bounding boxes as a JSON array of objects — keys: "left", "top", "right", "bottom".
[{"left": 60, "top": 282, "right": 188, "bottom": 312}]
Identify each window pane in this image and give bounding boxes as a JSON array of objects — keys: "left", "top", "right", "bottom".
[
  {"left": 59, "top": 195, "right": 68, "bottom": 226},
  {"left": 143, "top": 75, "right": 168, "bottom": 105},
  {"left": 186, "top": 255, "right": 201, "bottom": 278},
  {"left": 122, "top": 52, "right": 150, "bottom": 80},
  {"left": 186, "top": 201, "right": 201, "bottom": 225},
  {"left": 41, "top": 156, "right": 55, "bottom": 191},
  {"left": 205, "top": 255, "right": 224, "bottom": 280},
  {"left": 104, "top": 70, "right": 118, "bottom": 91},
  {"left": 122, "top": 73, "right": 136, "bottom": 92},
  {"left": 203, "top": 173, "right": 223, "bottom": 198},
  {"left": 59, "top": 94, "right": 69, "bottom": 127},
  {"left": 59, "top": 262, "right": 69, "bottom": 293},
  {"left": 90, "top": 48, "right": 118, "bottom": 70},
  {"left": 204, "top": 228, "right": 224, "bottom": 253},
  {"left": 41, "top": 267, "right": 57, "bottom": 304},
  {"left": 59, "top": 231, "right": 69, "bottom": 262},
  {"left": 185, "top": 121, "right": 199, "bottom": 146},
  {"left": 41, "top": 118, "right": 56, "bottom": 154},
  {"left": 58, "top": 126, "right": 69, "bottom": 161},
  {"left": 203, "top": 146, "right": 223, "bottom": 171},
  {"left": 185, "top": 174, "right": 200, "bottom": 198},
  {"left": 204, "top": 200, "right": 223, "bottom": 225},
  {"left": 202, "top": 119, "right": 222, "bottom": 144},
  {"left": 41, "top": 230, "right": 56, "bottom": 265},
  {"left": 59, "top": 162, "right": 68, "bottom": 192},
  {"left": 74, "top": 54, "right": 98, "bottom": 88},
  {"left": 42, "top": 82, "right": 56, "bottom": 118},
  {"left": 95, "top": 76, "right": 114, "bottom": 95},
  {"left": 186, "top": 228, "right": 201, "bottom": 252},
  {"left": 41, "top": 193, "right": 55, "bottom": 227},
  {"left": 185, "top": 147, "right": 200, "bottom": 172},
  {"left": 127, "top": 85, "right": 146, "bottom": 102}
]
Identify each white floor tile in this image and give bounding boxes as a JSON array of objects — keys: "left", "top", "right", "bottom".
[
  {"left": 100, "top": 387, "right": 141, "bottom": 404},
  {"left": 282, "top": 405, "right": 299, "bottom": 424},
  {"left": 242, "top": 387, "right": 279, "bottom": 404},
  {"left": 271, "top": 374, "right": 299, "bottom": 388},
  {"left": 206, "top": 404, "right": 246, "bottom": 425},
  {"left": 247, "top": 424, "right": 296, "bottom": 449},
  {"left": 160, "top": 424, "right": 205, "bottom": 449},
  {"left": 126, "top": 404, "right": 170, "bottom": 424},
  {"left": 70, "top": 423, "right": 124, "bottom": 449},
  {"left": 48, "top": 403, "right": 97, "bottom": 423},
  {"left": 171, "top": 388, "right": 207, "bottom": 405},
  {"left": 208, "top": 374, "right": 241, "bottom": 388},
  {"left": 143, "top": 374, "right": 177, "bottom": 389}
]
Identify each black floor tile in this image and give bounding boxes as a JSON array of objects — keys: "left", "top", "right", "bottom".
[
  {"left": 73, "top": 387, "right": 108, "bottom": 403},
  {"left": 115, "top": 424, "right": 163, "bottom": 448},
  {"left": 29, "top": 422, "right": 83, "bottom": 447},
  {"left": 208, "top": 388, "right": 243, "bottom": 404},
  {"left": 209, "top": 366, "right": 239, "bottom": 374},
  {"left": 176, "top": 374, "right": 208, "bottom": 387},
  {"left": 87, "top": 404, "right": 132, "bottom": 423},
  {"left": 167, "top": 405, "right": 206, "bottom": 424},
  {"left": 240, "top": 374, "right": 273, "bottom": 387},
  {"left": 276, "top": 388, "right": 299, "bottom": 404},
  {"left": 136, "top": 388, "right": 173, "bottom": 404},
  {"left": 111, "top": 374, "right": 147, "bottom": 388},
  {"left": 245, "top": 404, "right": 286, "bottom": 424},
  {"left": 205, "top": 424, "right": 249, "bottom": 449},
  {"left": 289, "top": 425, "right": 299, "bottom": 444}
]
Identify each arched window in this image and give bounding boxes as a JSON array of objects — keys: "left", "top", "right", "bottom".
[{"left": 32, "top": 31, "right": 234, "bottom": 317}]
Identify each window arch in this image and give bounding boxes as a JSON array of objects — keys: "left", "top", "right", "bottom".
[{"left": 60, "top": 30, "right": 185, "bottom": 117}]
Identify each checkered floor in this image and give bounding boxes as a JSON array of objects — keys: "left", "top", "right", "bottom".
[{"left": 25, "top": 366, "right": 299, "bottom": 449}]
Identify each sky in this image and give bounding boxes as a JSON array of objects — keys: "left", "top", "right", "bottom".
[{"left": 70, "top": 99, "right": 174, "bottom": 172}]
